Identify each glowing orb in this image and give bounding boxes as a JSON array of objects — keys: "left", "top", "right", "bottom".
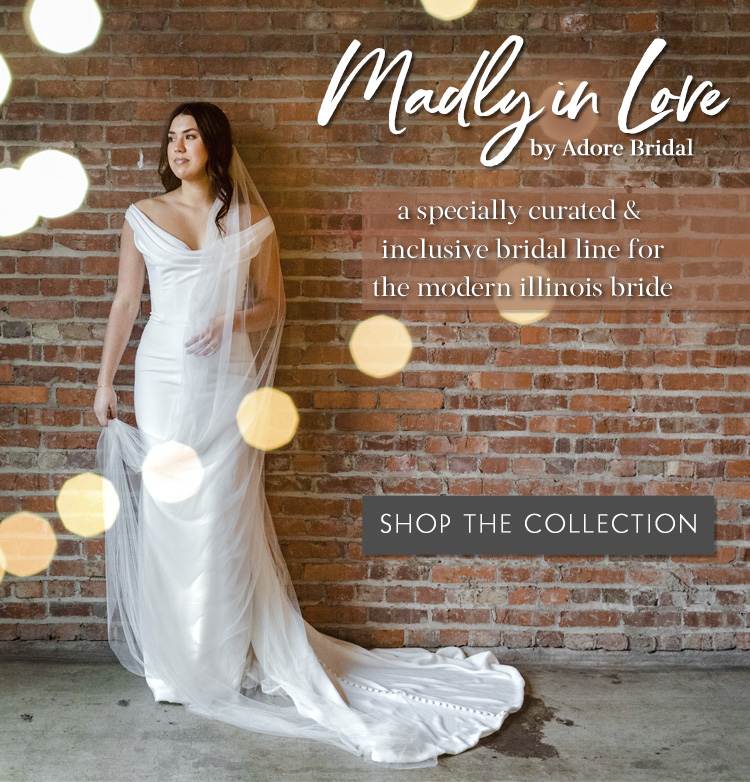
[
  {"left": 56, "top": 472, "right": 119, "bottom": 537},
  {"left": 495, "top": 262, "right": 555, "bottom": 325},
  {"left": 537, "top": 80, "right": 599, "bottom": 144},
  {"left": 21, "top": 149, "right": 89, "bottom": 218},
  {"left": 349, "top": 315, "right": 412, "bottom": 378},
  {"left": 0, "top": 55, "right": 11, "bottom": 105},
  {"left": 26, "top": 0, "right": 102, "bottom": 54},
  {"left": 420, "top": 0, "right": 478, "bottom": 21},
  {"left": 142, "top": 441, "right": 205, "bottom": 503},
  {"left": 237, "top": 387, "right": 299, "bottom": 451},
  {"left": 0, "top": 512, "right": 57, "bottom": 577},
  {"left": 0, "top": 167, "right": 37, "bottom": 236}
]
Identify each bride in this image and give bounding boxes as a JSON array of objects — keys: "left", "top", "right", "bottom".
[{"left": 94, "top": 101, "right": 524, "bottom": 768}]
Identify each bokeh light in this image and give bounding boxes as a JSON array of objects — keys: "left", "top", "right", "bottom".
[
  {"left": 142, "top": 441, "right": 205, "bottom": 503},
  {"left": 420, "top": 0, "right": 478, "bottom": 21},
  {"left": 494, "top": 262, "right": 555, "bottom": 325},
  {"left": 0, "top": 167, "right": 37, "bottom": 236},
  {"left": 57, "top": 472, "right": 119, "bottom": 537},
  {"left": 0, "top": 150, "right": 88, "bottom": 236},
  {"left": 237, "top": 387, "right": 299, "bottom": 451},
  {"left": 0, "top": 512, "right": 57, "bottom": 577},
  {"left": 26, "top": 0, "right": 102, "bottom": 54},
  {"left": 21, "top": 149, "right": 89, "bottom": 218},
  {"left": 349, "top": 315, "right": 412, "bottom": 378},
  {"left": 537, "top": 80, "right": 599, "bottom": 144},
  {"left": 0, "top": 54, "right": 11, "bottom": 105}
]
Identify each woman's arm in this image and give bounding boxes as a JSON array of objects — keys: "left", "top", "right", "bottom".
[
  {"left": 231, "top": 298, "right": 279, "bottom": 334},
  {"left": 94, "top": 220, "right": 145, "bottom": 425}
]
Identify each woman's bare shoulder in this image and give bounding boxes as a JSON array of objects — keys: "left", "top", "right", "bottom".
[{"left": 133, "top": 194, "right": 172, "bottom": 218}]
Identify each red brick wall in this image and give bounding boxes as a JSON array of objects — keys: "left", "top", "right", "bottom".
[{"left": 0, "top": 1, "right": 748, "bottom": 653}]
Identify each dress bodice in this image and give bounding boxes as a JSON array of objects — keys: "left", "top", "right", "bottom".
[
  {"left": 124, "top": 204, "right": 213, "bottom": 324},
  {"left": 124, "top": 202, "right": 273, "bottom": 326}
]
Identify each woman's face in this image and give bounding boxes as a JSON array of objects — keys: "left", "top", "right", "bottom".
[{"left": 167, "top": 114, "right": 209, "bottom": 183}]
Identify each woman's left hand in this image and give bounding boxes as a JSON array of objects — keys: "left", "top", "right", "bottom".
[{"left": 185, "top": 314, "right": 227, "bottom": 357}]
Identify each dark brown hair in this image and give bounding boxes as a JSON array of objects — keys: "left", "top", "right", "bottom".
[{"left": 158, "top": 102, "right": 233, "bottom": 235}]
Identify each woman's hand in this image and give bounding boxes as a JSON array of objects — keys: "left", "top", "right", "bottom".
[
  {"left": 94, "top": 387, "right": 118, "bottom": 427},
  {"left": 185, "top": 314, "right": 228, "bottom": 357}
]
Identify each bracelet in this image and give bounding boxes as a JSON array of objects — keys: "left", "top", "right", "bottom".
[{"left": 97, "top": 384, "right": 114, "bottom": 388}]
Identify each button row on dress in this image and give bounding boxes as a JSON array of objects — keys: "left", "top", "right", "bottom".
[{"left": 320, "top": 661, "right": 498, "bottom": 718}]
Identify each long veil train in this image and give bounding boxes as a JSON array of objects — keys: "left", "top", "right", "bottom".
[{"left": 96, "top": 146, "right": 524, "bottom": 768}]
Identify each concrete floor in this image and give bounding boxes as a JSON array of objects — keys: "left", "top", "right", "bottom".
[{"left": 0, "top": 643, "right": 747, "bottom": 782}]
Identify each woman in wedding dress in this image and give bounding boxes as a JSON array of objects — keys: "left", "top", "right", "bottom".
[{"left": 94, "top": 101, "right": 525, "bottom": 768}]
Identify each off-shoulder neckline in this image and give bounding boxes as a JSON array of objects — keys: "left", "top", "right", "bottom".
[
  {"left": 128, "top": 202, "right": 216, "bottom": 252},
  {"left": 127, "top": 202, "right": 273, "bottom": 252}
]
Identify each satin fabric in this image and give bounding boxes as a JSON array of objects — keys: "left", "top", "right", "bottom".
[{"left": 99, "top": 199, "right": 525, "bottom": 768}]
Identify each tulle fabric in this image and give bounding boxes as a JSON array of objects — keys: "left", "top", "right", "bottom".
[{"left": 96, "top": 146, "right": 525, "bottom": 768}]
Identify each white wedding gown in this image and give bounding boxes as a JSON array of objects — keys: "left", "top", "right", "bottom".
[{"left": 96, "top": 197, "right": 525, "bottom": 768}]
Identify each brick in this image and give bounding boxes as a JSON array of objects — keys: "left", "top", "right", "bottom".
[{"left": 432, "top": 566, "right": 495, "bottom": 583}]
